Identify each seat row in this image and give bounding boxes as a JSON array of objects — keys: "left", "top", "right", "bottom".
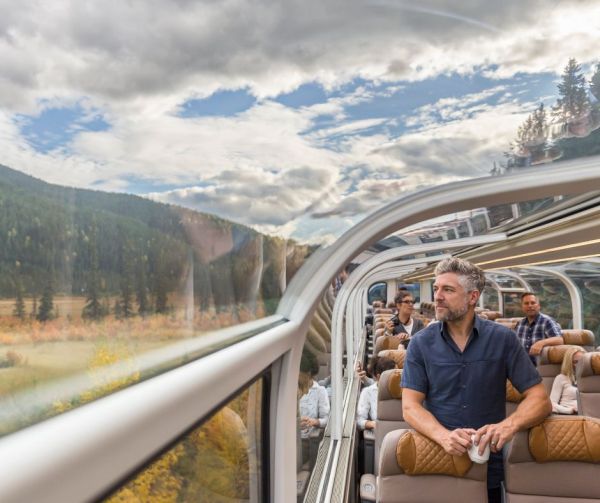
[{"left": 359, "top": 347, "right": 600, "bottom": 502}]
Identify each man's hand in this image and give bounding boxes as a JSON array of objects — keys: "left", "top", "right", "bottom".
[
  {"left": 365, "top": 420, "right": 376, "bottom": 430},
  {"left": 474, "top": 419, "right": 518, "bottom": 454},
  {"left": 438, "top": 428, "right": 476, "bottom": 456},
  {"left": 385, "top": 320, "right": 395, "bottom": 333},
  {"left": 301, "top": 416, "right": 319, "bottom": 428},
  {"left": 529, "top": 340, "right": 545, "bottom": 355},
  {"left": 395, "top": 331, "right": 410, "bottom": 341}
]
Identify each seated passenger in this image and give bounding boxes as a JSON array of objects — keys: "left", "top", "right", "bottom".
[
  {"left": 515, "top": 292, "right": 563, "bottom": 366},
  {"left": 298, "top": 349, "right": 330, "bottom": 439},
  {"left": 550, "top": 345, "right": 585, "bottom": 414},
  {"left": 385, "top": 290, "right": 425, "bottom": 349},
  {"left": 356, "top": 357, "right": 397, "bottom": 430}
]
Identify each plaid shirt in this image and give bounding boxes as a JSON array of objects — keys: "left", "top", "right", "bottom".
[{"left": 515, "top": 312, "right": 562, "bottom": 354}]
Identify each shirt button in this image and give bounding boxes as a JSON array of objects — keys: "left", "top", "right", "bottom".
[
  {"left": 462, "top": 405, "right": 467, "bottom": 409},
  {"left": 461, "top": 384, "right": 466, "bottom": 389}
]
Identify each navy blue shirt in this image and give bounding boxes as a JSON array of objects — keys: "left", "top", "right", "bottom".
[{"left": 402, "top": 316, "right": 541, "bottom": 430}]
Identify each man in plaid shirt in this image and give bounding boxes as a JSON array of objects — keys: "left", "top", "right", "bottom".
[{"left": 515, "top": 292, "right": 563, "bottom": 365}]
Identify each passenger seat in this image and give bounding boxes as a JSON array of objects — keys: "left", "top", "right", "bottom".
[
  {"left": 377, "top": 429, "right": 487, "bottom": 503},
  {"left": 503, "top": 416, "right": 600, "bottom": 501},
  {"left": 562, "top": 329, "right": 596, "bottom": 352},
  {"left": 359, "top": 367, "right": 409, "bottom": 502},
  {"left": 506, "top": 380, "right": 523, "bottom": 416},
  {"left": 578, "top": 352, "right": 600, "bottom": 418}
]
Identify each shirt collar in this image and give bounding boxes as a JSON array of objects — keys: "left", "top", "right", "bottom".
[{"left": 439, "top": 313, "right": 480, "bottom": 342}]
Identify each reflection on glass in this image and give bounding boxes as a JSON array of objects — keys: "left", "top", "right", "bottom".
[
  {"left": 503, "top": 292, "right": 522, "bottom": 318},
  {"left": 297, "top": 290, "right": 333, "bottom": 501},
  {"left": 0, "top": 169, "right": 314, "bottom": 434},
  {"left": 105, "top": 379, "right": 264, "bottom": 503},
  {"left": 518, "top": 275, "right": 571, "bottom": 329},
  {"left": 481, "top": 284, "right": 499, "bottom": 312}
]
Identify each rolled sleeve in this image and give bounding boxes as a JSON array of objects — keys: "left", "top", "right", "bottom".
[{"left": 401, "top": 337, "right": 428, "bottom": 393}]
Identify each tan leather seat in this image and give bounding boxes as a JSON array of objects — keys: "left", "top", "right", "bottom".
[
  {"left": 504, "top": 416, "right": 600, "bottom": 502},
  {"left": 562, "top": 329, "right": 595, "bottom": 352},
  {"left": 578, "top": 352, "right": 600, "bottom": 418},
  {"left": 377, "top": 429, "right": 487, "bottom": 503},
  {"left": 374, "top": 335, "right": 402, "bottom": 354},
  {"left": 495, "top": 318, "right": 521, "bottom": 330},
  {"left": 374, "top": 367, "right": 409, "bottom": 475},
  {"left": 506, "top": 379, "right": 524, "bottom": 416},
  {"left": 538, "top": 345, "right": 578, "bottom": 395}
]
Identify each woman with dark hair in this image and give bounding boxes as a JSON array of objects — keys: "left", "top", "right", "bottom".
[
  {"left": 298, "top": 350, "right": 330, "bottom": 439},
  {"left": 385, "top": 291, "right": 425, "bottom": 348}
]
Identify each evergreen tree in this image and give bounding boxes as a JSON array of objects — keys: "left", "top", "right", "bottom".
[
  {"left": 30, "top": 292, "right": 38, "bottom": 320},
  {"left": 116, "top": 243, "right": 135, "bottom": 319},
  {"left": 136, "top": 255, "right": 151, "bottom": 316},
  {"left": 13, "top": 276, "right": 26, "bottom": 321},
  {"left": 153, "top": 249, "right": 169, "bottom": 314},
  {"left": 82, "top": 224, "right": 107, "bottom": 320},
  {"left": 552, "top": 58, "right": 590, "bottom": 123},
  {"left": 37, "top": 277, "right": 54, "bottom": 322},
  {"left": 590, "top": 63, "right": 600, "bottom": 102}
]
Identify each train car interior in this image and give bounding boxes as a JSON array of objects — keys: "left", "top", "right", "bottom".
[{"left": 1, "top": 2, "right": 600, "bottom": 503}]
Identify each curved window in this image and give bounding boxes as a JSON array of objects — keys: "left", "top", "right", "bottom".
[
  {"left": 367, "top": 283, "right": 387, "bottom": 306},
  {"left": 105, "top": 377, "right": 267, "bottom": 502}
]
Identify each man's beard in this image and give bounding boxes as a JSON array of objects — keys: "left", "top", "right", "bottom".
[{"left": 435, "top": 302, "right": 469, "bottom": 322}]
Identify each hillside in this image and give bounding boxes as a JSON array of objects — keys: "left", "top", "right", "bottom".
[{"left": 0, "top": 165, "right": 312, "bottom": 316}]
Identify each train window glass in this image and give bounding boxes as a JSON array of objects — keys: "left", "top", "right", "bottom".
[
  {"left": 0, "top": 189, "right": 310, "bottom": 433},
  {"left": 396, "top": 283, "right": 420, "bottom": 304},
  {"left": 297, "top": 291, "right": 333, "bottom": 501},
  {"left": 104, "top": 377, "right": 266, "bottom": 503},
  {"left": 518, "top": 272, "right": 573, "bottom": 329},
  {"left": 367, "top": 282, "right": 387, "bottom": 305},
  {"left": 502, "top": 292, "right": 522, "bottom": 318},
  {"left": 487, "top": 274, "right": 522, "bottom": 289},
  {"left": 481, "top": 284, "right": 500, "bottom": 312},
  {"left": 567, "top": 261, "right": 600, "bottom": 345}
]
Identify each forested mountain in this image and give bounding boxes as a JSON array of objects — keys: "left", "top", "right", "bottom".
[{"left": 0, "top": 165, "right": 311, "bottom": 317}]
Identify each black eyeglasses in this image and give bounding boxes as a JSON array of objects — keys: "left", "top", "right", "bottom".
[{"left": 400, "top": 300, "right": 415, "bottom": 304}]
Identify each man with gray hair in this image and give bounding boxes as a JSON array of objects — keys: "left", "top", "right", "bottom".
[{"left": 401, "top": 257, "right": 550, "bottom": 503}]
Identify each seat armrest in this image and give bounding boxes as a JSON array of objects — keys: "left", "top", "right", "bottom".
[{"left": 360, "top": 473, "right": 376, "bottom": 502}]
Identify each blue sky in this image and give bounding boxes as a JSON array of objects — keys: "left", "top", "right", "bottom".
[{"left": 1, "top": 0, "right": 599, "bottom": 243}]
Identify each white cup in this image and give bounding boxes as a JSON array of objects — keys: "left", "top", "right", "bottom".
[{"left": 468, "top": 435, "right": 490, "bottom": 464}]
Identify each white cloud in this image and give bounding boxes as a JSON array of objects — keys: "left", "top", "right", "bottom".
[{"left": 0, "top": 0, "right": 598, "bottom": 242}]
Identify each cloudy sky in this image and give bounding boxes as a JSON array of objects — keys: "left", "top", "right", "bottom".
[{"left": 1, "top": 0, "right": 599, "bottom": 243}]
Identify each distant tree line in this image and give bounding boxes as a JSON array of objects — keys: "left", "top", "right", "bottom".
[{"left": 0, "top": 166, "right": 313, "bottom": 322}]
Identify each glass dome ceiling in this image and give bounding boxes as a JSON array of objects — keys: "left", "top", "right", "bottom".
[{"left": 1, "top": 1, "right": 599, "bottom": 248}]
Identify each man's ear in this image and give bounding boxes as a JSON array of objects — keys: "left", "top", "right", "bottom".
[{"left": 469, "top": 289, "right": 480, "bottom": 306}]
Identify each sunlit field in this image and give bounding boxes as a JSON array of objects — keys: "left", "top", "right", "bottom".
[{"left": 0, "top": 294, "right": 269, "bottom": 435}]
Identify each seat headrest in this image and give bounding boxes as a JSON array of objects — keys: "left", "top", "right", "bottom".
[
  {"left": 483, "top": 311, "right": 501, "bottom": 321},
  {"left": 374, "top": 308, "right": 394, "bottom": 315},
  {"left": 379, "top": 368, "right": 403, "bottom": 400},
  {"left": 579, "top": 352, "right": 600, "bottom": 378},
  {"left": 395, "top": 430, "right": 472, "bottom": 476},
  {"left": 378, "top": 349, "right": 405, "bottom": 369},
  {"left": 376, "top": 335, "right": 402, "bottom": 352},
  {"left": 561, "top": 329, "right": 595, "bottom": 347},
  {"left": 540, "top": 345, "right": 580, "bottom": 365},
  {"left": 529, "top": 416, "right": 600, "bottom": 463},
  {"left": 506, "top": 380, "right": 523, "bottom": 403}
]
